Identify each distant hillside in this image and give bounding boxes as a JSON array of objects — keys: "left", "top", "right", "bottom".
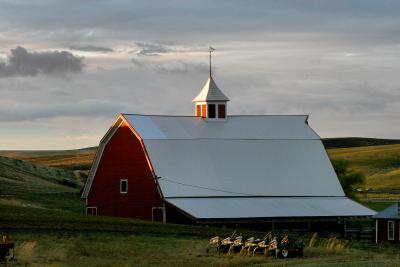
[
  {"left": 328, "top": 144, "right": 400, "bottom": 196},
  {"left": 0, "top": 156, "right": 84, "bottom": 212},
  {"left": 322, "top": 137, "right": 400, "bottom": 149},
  {"left": 0, "top": 146, "right": 97, "bottom": 171}
]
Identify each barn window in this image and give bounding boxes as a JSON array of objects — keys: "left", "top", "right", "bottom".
[
  {"left": 86, "top": 207, "right": 97, "bottom": 216},
  {"left": 388, "top": 220, "right": 395, "bottom": 240},
  {"left": 208, "top": 104, "right": 216, "bottom": 118},
  {"left": 196, "top": 105, "right": 201, "bottom": 117},
  {"left": 120, "top": 179, "right": 128, "bottom": 194},
  {"left": 201, "top": 104, "right": 206, "bottom": 118},
  {"left": 218, "top": 104, "right": 226, "bottom": 118}
]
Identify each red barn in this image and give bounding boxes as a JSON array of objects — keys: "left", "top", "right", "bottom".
[{"left": 82, "top": 74, "right": 374, "bottom": 227}]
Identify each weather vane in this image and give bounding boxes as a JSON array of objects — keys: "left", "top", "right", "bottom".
[{"left": 209, "top": 46, "right": 215, "bottom": 77}]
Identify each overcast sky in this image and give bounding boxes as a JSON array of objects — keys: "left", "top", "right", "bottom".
[{"left": 0, "top": 0, "right": 399, "bottom": 149}]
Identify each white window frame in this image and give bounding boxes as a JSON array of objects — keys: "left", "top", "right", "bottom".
[
  {"left": 86, "top": 206, "right": 97, "bottom": 216},
  {"left": 388, "top": 220, "right": 395, "bottom": 240},
  {"left": 120, "top": 179, "right": 128, "bottom": 194}
]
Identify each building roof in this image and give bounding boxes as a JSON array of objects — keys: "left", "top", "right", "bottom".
[
  {"left": 146, "top": 139, "right": 343, "bottom": 197},
  {"left": 192, "top": 77, "right": 230, "bottom": 102},
  {"left": 83, "top": 113, "right": 376, "bottom": 218},
  {"left": 373, "top": 203, "right": 400, "bottom": 219},
  {"left": 123, "top": 115, "right": 341, "bottom": 198},
  {"left": 166, "top": 197, "right": 375, "bottom": 219}
]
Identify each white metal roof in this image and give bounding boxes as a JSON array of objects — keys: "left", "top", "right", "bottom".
[
  {"left": 166, "top": 197, "right": 376, "bottom": 219},
  {"left": 145, "top": 139, "right": 344, "bottom": 197},
  {"left": 192, "top": 77, "right": 230, "bottom": 102},
  {"left": 122, "top": 115, "right": 342, "bottom": 198},
  {"left": 123, "top": 115, "right": 319, "bottom": 140}
]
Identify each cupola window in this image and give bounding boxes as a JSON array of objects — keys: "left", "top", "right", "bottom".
[
  {"left": 218, "top": 104, "right": 226, "bottom": 119},
  {"left": 208, "top": 104, "right": 216, "bottom": 118},
  {"left": 196, "top": 105, "right": 201, "bottom": 117},
  {"left": 201, "top": 104, "right": 207, "bottom": 118}
]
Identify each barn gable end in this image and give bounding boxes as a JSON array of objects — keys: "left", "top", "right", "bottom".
[{"left": 84, "top": 118, "right": 163, "bottom": 220}]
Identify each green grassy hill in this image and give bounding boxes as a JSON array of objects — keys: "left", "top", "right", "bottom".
[
  {"left": 323, "top": 137, "right": 400, "bottom": 149},
  {"left": 0, "top": 156, "right": 84, "bottom": 212},
  {"left": 327, "top": 144, "right": 400, "bottom": 193}
]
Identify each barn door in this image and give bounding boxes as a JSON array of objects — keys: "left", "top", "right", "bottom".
[{"left": 152, "top": 207, "right": 165, "bottom": 222}]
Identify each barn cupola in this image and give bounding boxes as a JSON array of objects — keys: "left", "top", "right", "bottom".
[{"left": 192, "top": 47, "right": 230, "bottom": 120}]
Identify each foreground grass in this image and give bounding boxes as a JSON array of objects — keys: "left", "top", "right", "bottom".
[
  {"left": 1, "top": 204, "right": 400, "bottom": 266},
  {"left": 4, "top": 231, "right": 400, "bottom": 267}
]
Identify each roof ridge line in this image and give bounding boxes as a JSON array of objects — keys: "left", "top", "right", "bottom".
[{"left": 121, "top": 113, "right": 310, "bottom": 117}]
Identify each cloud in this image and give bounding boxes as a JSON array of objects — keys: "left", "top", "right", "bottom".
[
  {"left": 69, "top": 45, "right": 114, "bottom": 53},
  {"left": 0, "top": 46, "right": 83, "bottom": 78},
  {"left": 154, "top": 61, "right": 208, "bottom": 74},
  {"left": 0, "top": 99, "right": 126, "bottom": 122},
  {"left": 131, "top": 57, "right": 208, "bottom": 74},
  {"left": 135, "top": 42, "right": 172, "bottom": 56}
]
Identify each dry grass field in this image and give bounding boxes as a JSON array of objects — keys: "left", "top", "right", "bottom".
[{"left": 0, "top": 147, "right": 96, "bottom": 171}]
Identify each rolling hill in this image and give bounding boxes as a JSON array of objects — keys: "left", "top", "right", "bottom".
[
  {"left": 323, "top": 137, "right": 400, "bottom": 149},
  {"left": 0, "top": 147, "right": 96, "bottom": 171},
  {"left": 327, "top": 144, "right": 400, "bottom": 194},
  {"left": 0, "top": 156, "right": 84, "bottom": 212}
]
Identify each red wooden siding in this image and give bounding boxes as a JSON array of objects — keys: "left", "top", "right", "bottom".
[
  {"left": 87, "top": 120, "right": 162, "bottom": 220},
  {"left": 376, "top": 219, "right": 400, "bottom": 244}
]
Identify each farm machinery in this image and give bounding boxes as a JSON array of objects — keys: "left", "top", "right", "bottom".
[
  {"left": 0, "top": 233, "right": 15, "bottom": 263},
  {"left": 206, "top": 231, "right": 304, "bottom": 258}
]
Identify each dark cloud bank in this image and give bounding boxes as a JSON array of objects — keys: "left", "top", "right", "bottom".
[{"left": 0, "top": 46, "right": 83, "bottom": 77}]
